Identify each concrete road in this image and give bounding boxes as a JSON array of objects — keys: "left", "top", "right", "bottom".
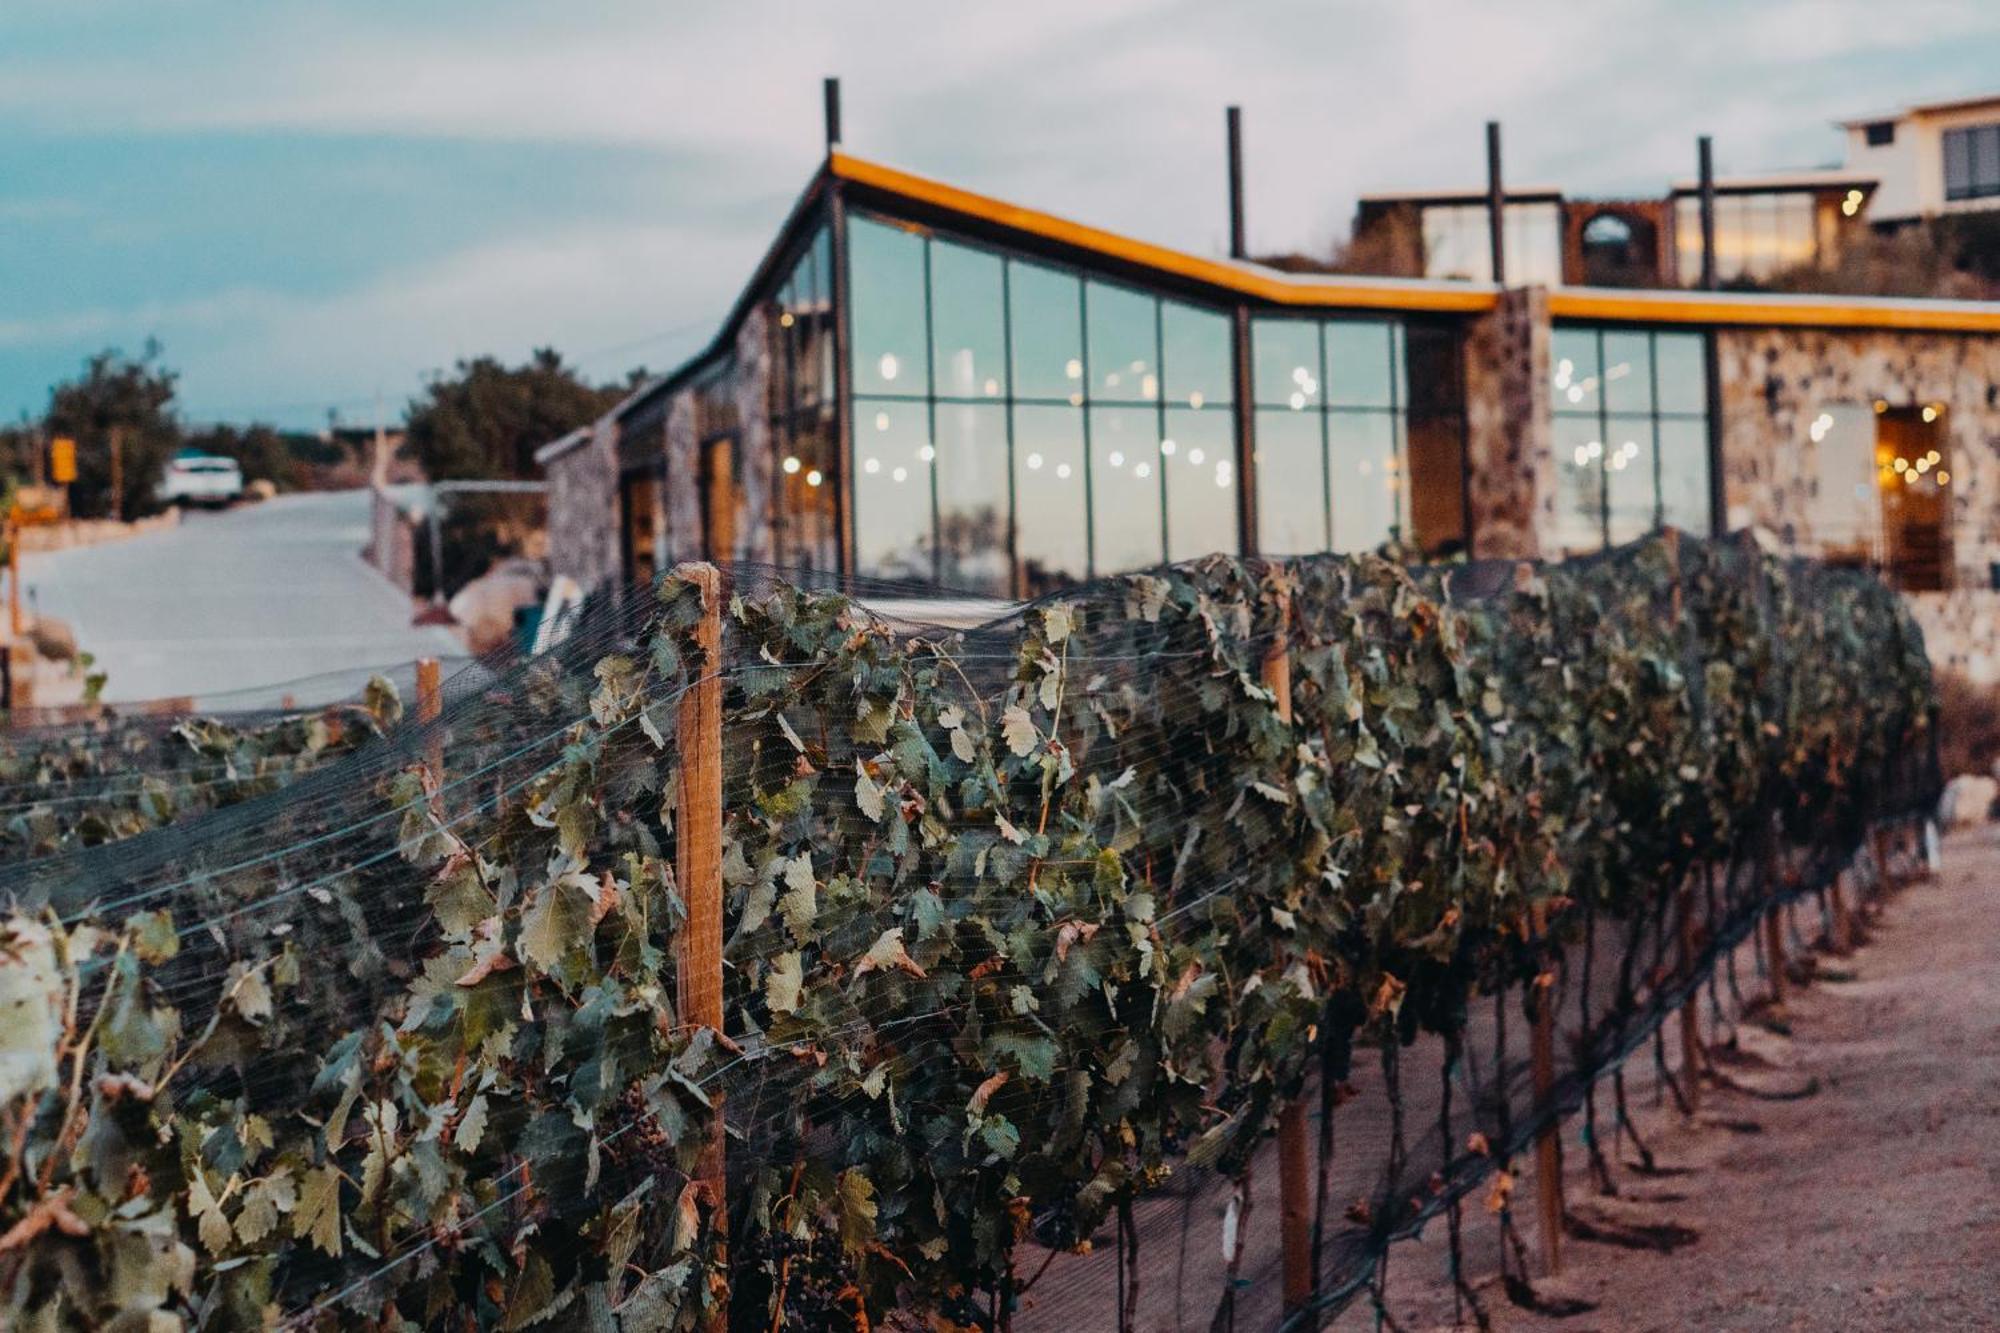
[{"left": 23, "top": 490, "right": 463, "bottom": 705}]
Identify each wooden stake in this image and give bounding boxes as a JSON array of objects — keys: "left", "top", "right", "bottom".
[
  {"left": 415, "top": 656, "right": 443, "bottom": 791},
  {"left": 1530, "top": 975, "right": 1562, "bottom": 1276},
  {"left": 671, "top": 563, "right": 727, "bottom": 1305},
  {"left": 6, "top": 518, "right": 19, "bottom": 640},
  {"left": 1677, "top": 886, "right": 1702, "bottom": 1114},
  {"left": 1828, "top": 871, "right": 1853, "bottom": 953},
  {"left": 1764, "top": 907, "right": 1786, "bottom": 1006},
  {"left": 1263, "top": 583, "right": 1314, "bottom": 1315}
]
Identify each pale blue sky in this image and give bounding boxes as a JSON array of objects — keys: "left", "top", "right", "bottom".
[{"left": 2, "top": 0, "right": 1995, "bottom": 429}]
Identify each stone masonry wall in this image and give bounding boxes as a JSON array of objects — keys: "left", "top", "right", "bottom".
[
  {"left": 544, "top": 418, "right": 621, "bottom": 594},
  {"left": 1462, "top": 287, "right": 1553, "bottom": 559},
  {"left": 1715, "top": 326, "right": 2000, "bottom": 583},
  {"left": 664, "top": 388, "right": 702, "bottom": 565}
]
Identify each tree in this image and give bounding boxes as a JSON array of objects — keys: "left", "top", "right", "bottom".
[
  {"left": 182, "top": 423, "right": 317, "bottom": 491},
  {"left": 403, "top": 348, "right": 630, "bottom": 481},
  {"left": 42, "top": 343, "right": 182, "bottom": 519}
]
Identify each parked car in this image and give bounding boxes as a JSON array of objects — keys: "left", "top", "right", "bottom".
[{"left": 157, "top": 452, "right": 244, "bottom": 507}]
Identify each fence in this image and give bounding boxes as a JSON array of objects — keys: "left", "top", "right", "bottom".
[{"left": 0, "top": 529, "right": 1937, "bottom": 1331}]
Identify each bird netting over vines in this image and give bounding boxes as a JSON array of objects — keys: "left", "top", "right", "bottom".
[{"left": 0, "top": 529, "right": 1937, "bottom": 1331}]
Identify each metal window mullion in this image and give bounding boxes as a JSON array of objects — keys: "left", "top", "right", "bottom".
[
  {"left": 1649, "top": 330, "right": 1664, "bottom": 531},
  {"left": 1595, "top": 327, "right": 1611, "bottom": 551},
  {"left": 1001, "top": 260, "right": 1021, "bottom": 600},
  {"left": 1153, "top": 299, "right": 1169, "bottom": 564},
  {"left": 1318, "top": 321, "right": 1333, "bottom": 552},
  {"left": 921, "top": 239, "right": 941, "bottom": 586},
  {"left": 1078, "top": 281, "right": 1096, "bottom": 579},
  {"left": 1388, "top": 321, "right": 1407, "bottom": 542}
]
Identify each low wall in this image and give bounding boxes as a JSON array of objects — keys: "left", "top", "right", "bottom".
[
  {"left": 1907, "top": 589, "right": 2000, "bottom": 685},
  {"left": 363, "top": 486, "right": 418, "bottom": 594},
  {"left": 17, "top": 509, "right": 179, "bottom": 553}
]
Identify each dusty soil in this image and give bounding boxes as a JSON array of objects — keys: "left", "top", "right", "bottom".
[{"left": 1336, "top": 826, "right": 2000, "bottom": 1332}]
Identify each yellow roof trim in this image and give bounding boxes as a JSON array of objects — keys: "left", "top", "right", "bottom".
[
  {"left": 1549, "top": 288, "right": 2000, "bottom": 334},
  {"left": 830, "top": 151, "right": 1499, "bottom": 314},
  {"left": 830, "top": 153, "right": 2000, "bottom": 335}
]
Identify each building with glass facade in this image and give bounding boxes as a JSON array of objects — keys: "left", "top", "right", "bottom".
[{"left": 539, "top": 149, "right": 2000, "bottom": 679}]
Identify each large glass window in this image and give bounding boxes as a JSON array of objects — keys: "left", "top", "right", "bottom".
[
  {"left": 848, "top": 213, "right": 1238, "bottom": 592},
  {"left": 1418, "top": 201, "right": 1563, "bottom": 286},
  {"left": 1251, "top": 315, "right": 1464, "bottom": 557},
  {"left": 770, "top": 227, "right": 839, "bottom": 575},
  {"left": 1551, "top": 325, "right": 1712, "bottom": 554},
  {"left": 1674, "top": 192, "right": 1820, "bottom": 286},
  {"left": 849, "top": 219, "right": 928, "bottom": 397}
]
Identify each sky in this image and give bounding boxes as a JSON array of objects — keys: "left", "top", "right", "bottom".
[{"left": 2, "top": 0, "right": 1996, "bottom": 431}]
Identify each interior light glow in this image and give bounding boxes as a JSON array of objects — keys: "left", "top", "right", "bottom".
[
  {"left": 779, "top": 312, "right": 795, "bottom": 328},
  {"left": 1160, "top": 438, "right": 1178, "bottom": 456},
  {"left": 984, "top": 378, "right": 1000, "bottom": 396},
  {"left": 1289, "top": 392, "right": 1307, "bottom": 411},
  {"left": 1922, "top": 405, "right": 1938, "bottom": 423},
  {"left": 863, "top": 457, "right": 880, "bottom": 474},
  {"left": 1056, "top": 463, "right": 1072, "bottom": 479},
  {"left": 891, "top": 466, "right": 908, "bottom": 483},
  {"left": 1141, "top": 374, "right": 1158, "bottom": 399},
  {"left": 1135, "top": 462, "right": 1152, "bottom": 478},
  {"left": 1188, "top": 448, "right": 1206, "bottom": 466},
  {"left": 1108, "top": 451, "right": 1125, "bottom": 468},
  {"left": 1025, "top": 453, "right": 1044, "bottom": 470},
  {"left": 874, "top": 411, "right": 890, "bottom": 432},
  {"left": 782, "top": 456, "right": 802, "bottom": 475},
  {"left": 805, "top": 469, "right": 823, "bottom": 487},
  {"left": 1065, "top": 358, "right": 1083, "bottom": 379},
  {"left": 1188, "top": 392, "right": 1205, "bottom": 409},
  {"left": 878, "top": 353, "right": 899, "bottom": 382},
  {"left": 918, "top": 445, "right": 936, "bottom": 463}
]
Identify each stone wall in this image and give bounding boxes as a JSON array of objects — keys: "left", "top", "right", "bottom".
[
  {"left": 664, "top": 388, "right": 702, "bottom": 565},
  {"left": 1462, "top": 287, "right": 1553, "bottom": 559},
  {"left": 730, "top": 307, "right": 776, "bottom": 564},
  {"left": 543, "top": 418, "right": 621, "bottom": 594},
  {"left": 1907, "top": 590, "right": 2000, "bottom": 686},
  {"left": 1715, "top": 326, "right": 2000, "bottom": 585},
  {"left": 364, "top": 486, "right": 417, "bottom": 595}
]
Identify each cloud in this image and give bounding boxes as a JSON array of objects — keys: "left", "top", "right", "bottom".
[{"left": 3, "top": 0, "right": 1997, "bottom": 424}]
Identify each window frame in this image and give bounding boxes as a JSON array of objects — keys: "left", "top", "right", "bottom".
[
  {"left": 844, "top": 207, "right": 1242, "bottom": 592},
  {"left": 1550, "top": 322, "right": 1716, "bottom": 553}
]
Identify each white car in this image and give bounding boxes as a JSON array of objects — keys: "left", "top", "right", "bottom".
[{"left": 158, "top": 453, "right": 244, "bottom": 507}]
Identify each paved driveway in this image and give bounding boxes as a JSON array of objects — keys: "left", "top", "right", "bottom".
[{"left": 23, "top": 490, "right": 463, "bottom": 706}]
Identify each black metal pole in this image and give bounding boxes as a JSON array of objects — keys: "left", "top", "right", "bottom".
[
  {"left": 1698, "top": 135, "right": 1718, "bottom": 290},
  {"left": 1227, "top": 106, "right": 1246, "bottom": 260},
  {"left": 1485, "top": 120, "right": 1506, "bottom": 285},
  {"left": 824, "top": 77, "right": 842, "bottom": 153}
]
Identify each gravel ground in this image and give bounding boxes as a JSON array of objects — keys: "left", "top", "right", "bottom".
[{"left": 1339, "top": 825, "right": 2000, "bottom": 1332}]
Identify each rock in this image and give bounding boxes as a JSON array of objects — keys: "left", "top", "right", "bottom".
[
  {"left": 448, "top": 559, "right": 545, "bottom": 655},
  {"left": 27, "top": 616, "right": 77, "bottom": 663},
  {"left": 1938, "top": 773, "right": 1998, "bottom": 828}
]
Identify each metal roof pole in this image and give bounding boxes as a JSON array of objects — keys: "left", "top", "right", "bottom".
[
  {"left": 1227, "top": 106, "right": 1246, "bottom": 260},
  {"left": 1486, "top": 120, "right": 1506, "bottom": 286}
]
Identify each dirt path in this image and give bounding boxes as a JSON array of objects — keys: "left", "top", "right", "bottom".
[{"left": 1346, "top": 826, "right": 2000, "bottom": 1332}]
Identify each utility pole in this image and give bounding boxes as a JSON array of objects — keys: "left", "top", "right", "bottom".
[
  {"left": 1486, "top": 120, "right": 1507, "bottom": 286},
  {"left": 108, "top": 425, "right": 124, "bottom": 522}
]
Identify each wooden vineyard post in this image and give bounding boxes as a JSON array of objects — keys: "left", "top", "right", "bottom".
[
  {"left": 672, "top": 563, "right": 727, "bottom": 1313},
  {"left": 1828, "top": 871, "right": 1853, "bottom": 953},
  {"left": 415, "top": 656, "right": 443, "bottom": 799},
  {"left": 1665, "top": 530, "right": 1701, "bottom": 1114},
  {"left": 1678, "top": 886, "right": 1702, "bottom": 1115},
  {"left": 1530, "top": 951, "right": 1562, "bottom": 1276},
  {"left": 1264, "top": 584, "right": 1314, "bottom": 1316},
  {"left": 1764, "top": 905, "right": 1786, "bottom": 1006}
]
